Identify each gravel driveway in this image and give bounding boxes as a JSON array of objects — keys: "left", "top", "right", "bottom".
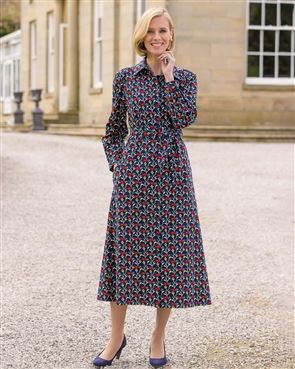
[{"left": 2, "top": 132, "right": 294, "bottom": 369}]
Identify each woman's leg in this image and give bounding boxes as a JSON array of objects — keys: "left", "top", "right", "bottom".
[
  {"left": 98, "top": 301, "right": 128, "bottom": 360},
  {"left": 150, "top": 307, "right": 172, "bottom": 358}
]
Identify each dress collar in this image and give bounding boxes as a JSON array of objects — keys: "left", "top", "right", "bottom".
[{"left": 133, "top": 55, "right": 182, "bottom": 80}]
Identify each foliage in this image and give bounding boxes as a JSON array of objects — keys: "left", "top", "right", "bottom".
[{"left": 0, "top": 0, "right": 20, "bottom": 38}]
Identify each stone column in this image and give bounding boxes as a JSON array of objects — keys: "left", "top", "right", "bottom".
[{"left": 66, "top": 0, "right": 79, "bottom": 112}]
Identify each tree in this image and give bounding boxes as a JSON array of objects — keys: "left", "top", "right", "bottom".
[{"left": 0, "top": 0, "right": 20, "bottom": 37}]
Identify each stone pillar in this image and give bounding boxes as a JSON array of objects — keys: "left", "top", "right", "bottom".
[{"left": 66, "top": 0, "right": 79, "bottom": 112}]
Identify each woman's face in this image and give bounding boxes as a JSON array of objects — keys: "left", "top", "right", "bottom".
[{"left": 143, "top": 15, "right": 172, "bottom": 57}]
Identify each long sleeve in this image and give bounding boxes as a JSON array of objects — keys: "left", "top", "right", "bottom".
[
  {"left": 164, "top": 70, "right": 197, "bottom": 129},
  {"left": 101, "top": 70, "right": 128, "bottom": 172}
]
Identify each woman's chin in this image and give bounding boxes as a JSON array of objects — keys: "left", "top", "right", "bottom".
[{"left": 147, "top": 49, "right": 165, "bottom": 56}]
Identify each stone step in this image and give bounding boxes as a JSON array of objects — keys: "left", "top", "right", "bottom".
[
  {"left": 42, "top": 115, "right": 59, "bottom": 125},
  {"left": 186, "top": 125, "right": 295, "bottom": 134},
  {"left": 43, "top": 112, "right": 79, "bottom": 125},
  {"left": 3, "top": 123, "right": 295, "bottom": 142},
  {"left": 47, "top": 123, "right": 98, "bottom": 130},
  {"left": 183, "top": 133, "right": 295, "bottom": 142},
  {"left": 43, "top": 127, "right": 295, "bottom": 142},
  {"left": 184, "top": 126, "right": 295, "bottom": 140},
  {"left": 46, "top": 123, "right": 295, "bottom": 133},
  {"left": 0, "top": 123, "right": 31, "bottom": 133}
]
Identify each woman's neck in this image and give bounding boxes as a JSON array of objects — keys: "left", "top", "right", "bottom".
[{"left": 145, "top": 54, "right": 163, "bottom": 76}]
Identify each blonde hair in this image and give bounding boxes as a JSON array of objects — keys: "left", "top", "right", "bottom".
[{"left": 133, "top": 7, "right": 175, "bottom": 57}]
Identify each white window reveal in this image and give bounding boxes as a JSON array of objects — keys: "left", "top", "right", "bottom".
[
  {"left": 93, "top": 0, "right": 103, "bottom": 89},
  {"left": 30, "top": 20, "right": 37, "bottom": 89},
  {"left": 246, "top": 0, "right": 295, "bottom": 85},
  {"left": 47, "top": 12, "right": 55, "bottom": 93}
]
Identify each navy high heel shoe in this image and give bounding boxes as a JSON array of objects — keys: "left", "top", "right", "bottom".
[
  {"left": 92, "top": 334, "right": 127, "bottom": 367},
  {"left": 149, "top": 340, "right": 168, "bottom": 368}
]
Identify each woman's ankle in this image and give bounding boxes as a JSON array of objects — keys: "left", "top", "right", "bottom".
[
  {"left": 110, "top": 332, "right": 125, "bottom": 342},
  {"left": 151, "top": 330, "right": 165, "bottom": 341}
]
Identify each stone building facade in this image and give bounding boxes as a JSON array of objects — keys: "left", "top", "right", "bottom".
[{"left": 1, "top": 0, "right": 295, "bottom": 140}]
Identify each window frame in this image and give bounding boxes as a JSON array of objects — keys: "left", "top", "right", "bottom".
[{"left": 245, "top": 0, "right": 295, "bottom": 85}]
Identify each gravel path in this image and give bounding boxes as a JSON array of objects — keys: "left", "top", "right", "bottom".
[{"left": 1, "top": 132, "right": 294, "bottom": 369}]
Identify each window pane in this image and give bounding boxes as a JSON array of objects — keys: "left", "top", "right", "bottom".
[
  {"left": 248, "top": 55, "right": 259, "bottom": 77},
  {"left": 264, "top": 31, "right": 275, "bottom": 52},
  {"left": 62, "top": 28, "right": 67, "bottom": 86},
  {"left": 280, "top": 4, "right": 293, "bottom": 26},
  {"left": 248, "top": 30, "right": 260, "bottom": 51},
  {"left": 265, "top": 3, "right": 277, "bottom": 26},
  {"left": 249, "top": 2, "right": 261, "bottom": 25},
  {"left": 97, "top": 18, "right": 101, "bottom": 38},
  {"left": 4, "top": 64, "right": 11, "bottom": 97},
  {"left": 17, "top": 60, "right": 20, "bottom": 91},
  {"left": 279, "top": 31, "right": 291, "bottom": 52},
  {"left": 99, "top": 41, "right": 102, "bottom": 81},
  {"left": 142, "top": 0, "right": 146, "bottom": 13},
  {"left": 263, "top": 55, "right": 275, "bottom": 77},
  {"left": 13, "top": 60, "right": 18, "bottom": 92},
  {"left": 279, "top": 56, "right": 291, "bottom": 77},
  {"left": 94, "top": 40, "right": 102, "bottom": 86}
]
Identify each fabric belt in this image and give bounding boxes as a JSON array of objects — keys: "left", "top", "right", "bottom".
[
  {"left": 129, "top": 126, "right": 183, "bottom": 140},
  {"left": 127, "top": 126, "right": 183, "bottom": 189}
]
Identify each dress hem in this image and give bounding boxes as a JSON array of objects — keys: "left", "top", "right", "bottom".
[{"left": 97, "top": 296, "right": 212, "bottom": 309}]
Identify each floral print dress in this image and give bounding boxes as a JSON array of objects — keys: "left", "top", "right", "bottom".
[{"left": 97, "top": 56, "right": 212, "bottom": 308}]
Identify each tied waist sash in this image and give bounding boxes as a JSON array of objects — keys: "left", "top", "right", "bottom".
[
  {"left": 128, "top": 126, "right": 183, "bottom": 140},
  {"left": 125, "top": 126, "right": 184, "bottom": 186}
]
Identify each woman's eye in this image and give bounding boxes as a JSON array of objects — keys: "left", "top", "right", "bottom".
[{"left": 147, "top": 30, "right": 167, "bottom": 33}]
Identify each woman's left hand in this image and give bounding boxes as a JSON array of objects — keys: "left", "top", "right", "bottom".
[{"left": 158, "top": 51, "right": 175, "bottom": 80}]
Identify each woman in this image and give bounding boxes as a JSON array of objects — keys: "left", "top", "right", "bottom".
[{"left": 93, "top": 6, "right": 212, "bottom": 368}]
